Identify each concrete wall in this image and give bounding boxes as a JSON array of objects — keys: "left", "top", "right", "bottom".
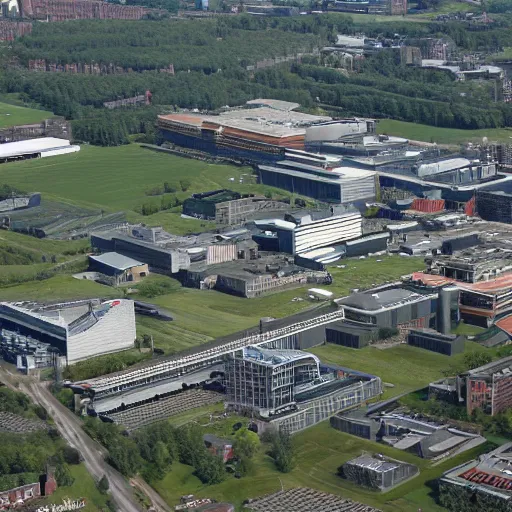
[{"left": 67, "top": 299, "right": 135, "bottom": 363}]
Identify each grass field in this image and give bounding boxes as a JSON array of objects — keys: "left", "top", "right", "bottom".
[
  {"left": 133, "top": 256, "right": 424, "bottom": 354},
  {"left": 0, "top": 274, "right": 119, "bottom": 301},
  {"left": 0, "top": 101, "right": 53, "bottom": 129},
  {"left": 378, "top": 119, "right": 512, "bottom": 145},
  {"left": 154, "top": 407, "right": 491, "bottom": 512},
  {"left": 311, "top": 340, "right": 488, "bottom": 398},
  {"left": 0, "top": 144, "right": 288, "bottom": 235},
  {"left": 42, "top": 464, "right": 108, "bottom": 511}
]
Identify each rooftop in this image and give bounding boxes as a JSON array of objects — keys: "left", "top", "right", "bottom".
[
  {"left": 89, "top": 252, "right": 145, "bottom": 271},
  {"left": 344, "top": 455, "right": 399, "bottom": 473},
  {"left": 412, "top": 271, "right": 512, "bottom": 295},
  {"left": 464, "top": 355, "right": 512, "bottom": 378},
  {"left": 338, "top": 287, "right": 426, "bottom": 311},
  {"left": 242, "top": 346, "right": 320, "bottom": 367}
]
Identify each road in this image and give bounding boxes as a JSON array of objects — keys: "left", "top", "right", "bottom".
[{"left": 0, "top": 368, "right": 170, "bottom": 512}]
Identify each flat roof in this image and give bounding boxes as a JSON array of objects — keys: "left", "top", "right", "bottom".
[
  {"left": 412, "top": 271, "right": 512, "bottom": 295},
  {"left": 159, "top": 105, "right": 332, "bottom": 139},
  {"left": 0, "top": 137, "right": 71, "bottom": 158},
  {"left": 246, "top": 98, "right": 300, "bottom": 111},
  {"left": 89, "top": 252, "right": 145, "bottom": 271},
  {"left": 242, "top": 345, "right": 319, "bottom": 367},
  {"left": 339, "top": 287, "right": 425, "bottom": 311}
]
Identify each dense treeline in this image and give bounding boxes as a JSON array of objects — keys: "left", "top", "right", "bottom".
[
  {"left": 11, "top": 19, "right": 322, "bottom": 72},
  {"left": 2, "top": 14, "right": 512, "bottom": 145},
  {"left": 83, "top": 418, "right": 226, "bottom": 484}
]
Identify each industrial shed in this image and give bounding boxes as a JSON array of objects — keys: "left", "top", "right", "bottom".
[
  {"left": 0, "top": 137, "right": 79, "bottom": 162},
  {"left": 89, "top": 252, "right": 149, "bottom": 284},
  {"left": 342, "top": 455, "right": 418, "bottom": 491}
]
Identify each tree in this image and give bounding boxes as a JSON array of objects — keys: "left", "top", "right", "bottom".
[
  {"left": 62, "top": 446, "right": 81, "bottom": 465},
  {"left": 194, "top": 452, "right": 226, "bottom": 485},
  {"left": 55, "top": 463, "right": 75, "bottom": 487},
  {"left": 464, "top": 352, "right": 492, "bottom": 371},
  {"left": 269, "top": 430, "right": 295, "bottom": 473},
  {"left": 233, "top": 427, "right": 260, "bottom": 459},
  {"left": 179, "top": 179, "right": 192, "bottom": 192},
  {"left": 98, "top": 475, "right": 110, "bottom": 494}
]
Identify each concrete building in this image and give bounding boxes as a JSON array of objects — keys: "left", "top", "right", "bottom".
[
  {"left": 331, "top": 409, "right": 486, "bottom": 459},
  {"left": 440, "top": 443, "right": 512, "bottom": 512},
  {"left": 257, "top": 162, "right": 377, "bottom": 205},
  {"left": 0, "top": 299, "right": 136, "bottom": 365},
  {"left": 407, "top": 328, "right": 464, "bottom": 356},
  {"left": 225, "top": 345, "right": 381, "bottom": 433},
  {"left": 342, "top": 455, "right": 418, "bottom": 490},
  {"left": 89, "top": 252, "right": 149, "bottom": 284},
  {"left": 182, "top": 189, "right": 289, "bottom": 226}
]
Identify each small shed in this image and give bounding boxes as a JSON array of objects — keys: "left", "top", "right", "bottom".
[
  {"left": 89, "top": 252, "right": 149, "bottom": 284},
  {"left": 203, "top": 434, "right": 234, "bottom": 463}
]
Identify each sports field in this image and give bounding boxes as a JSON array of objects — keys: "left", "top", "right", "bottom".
[
  {"left": 378, "top": 119, "right": 512, "bottom": 145},
  {"left": 0, "top": 101, "right": 53, "bottom": 129}
]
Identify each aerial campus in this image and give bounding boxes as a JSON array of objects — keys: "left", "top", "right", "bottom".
[{"left": 3, "top": 4, "right": 512, "bottom": 512}]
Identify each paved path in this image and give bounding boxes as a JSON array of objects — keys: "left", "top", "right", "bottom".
[{"left": 0, "top": 368, "right": 170, "bottom": 512}]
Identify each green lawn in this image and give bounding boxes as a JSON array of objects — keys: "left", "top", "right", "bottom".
[
  {"left": 0, "top": 275, "right": 119, "bottom": 301},
  {"left": 0, "top": 144, "right": 286, "bottom": 235},
  {"left": 378, "top": 119, "right": 512, "bottom": 145},
  {"left": 42, "top": 464, "right": 109, "bottom": 511},
  {"left": 310, "top": 340, "right": 489, "bottom": 398},
  {"left": 154, "top": 417, "right": 491, "bottom": 512},
  {"left": 0, "top": 101, "right": 53, "bottom": 129},
  {"left": 133, "top": 256, "right": 424, "bottom": 355},
  {"left": 452, "top": 322, "right": 485, "bottom": 336}
]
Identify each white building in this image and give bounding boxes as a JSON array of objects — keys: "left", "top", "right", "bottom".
[
  {"left": 0, "top": 137, "right": 80, "bottom": 162},
  {"left": 0, "top": 299, "right": 135, "bottom": 364}
]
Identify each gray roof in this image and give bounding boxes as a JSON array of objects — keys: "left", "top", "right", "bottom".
[{"left": 90, "top": 252, "right": 145, "bottom": 271}]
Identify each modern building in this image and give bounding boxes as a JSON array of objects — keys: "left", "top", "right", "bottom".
[
  {"left": 88, "top": 252, "right": 149, "bottom": 284},
  {"left": 225, "top": 345, "right": 381, "bottom": 433},
  {"left": 0, "top": 299, "right": 136, "bottom": 365},
  {"left": 158, "top": 100, "right": 374, "bottom": 163},
  {"left": 407, "top": 328, "right": 464, "bottom": 356},
  {"left": 413, "top": 271, "right": 512, "bottom": 327},
  {"left": 0, "top": 137, "right": 79, "bottom": 163},
  {"left": 256, "top": 162, "right": 377, "bottom": 205},
  {"left": 440, "top": 443, "right": 512, "bottom": 512},
  {"left": 341, "top": 455, "right": 418, "bottom": 491},
  {"left": 337, "top": 286, "right": 438, "bottom": 332},
  {"left": 331, "top": 409, "right": 486, "bottom": 459},
  {"left": 253, "top": 211, "right": 363, "bottom": 255}
]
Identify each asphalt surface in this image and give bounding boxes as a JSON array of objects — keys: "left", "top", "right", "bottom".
[{"left": 0, "top": 367, "right": 169, "bottom": 512}]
